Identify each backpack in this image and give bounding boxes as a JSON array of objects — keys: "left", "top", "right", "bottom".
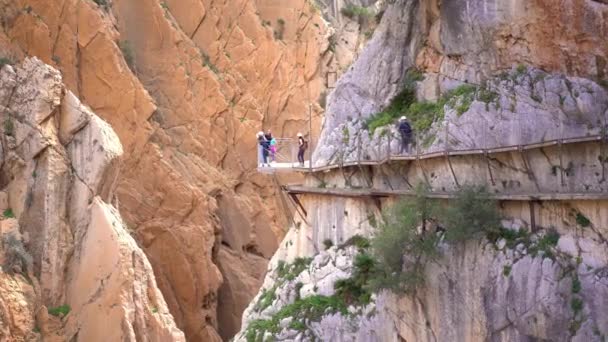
[
  {"left": 300, "top": 138, "right": 308, "bottom": 150},
  {"left": 399, "top": 121, "right": 412, "bottom": 135}
]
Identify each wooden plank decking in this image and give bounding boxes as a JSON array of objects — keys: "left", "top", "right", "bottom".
[{"left": 260, "top": 134, "right": 605, "bottom": 174}]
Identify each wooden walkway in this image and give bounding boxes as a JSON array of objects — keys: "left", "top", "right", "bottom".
[
  {"left": 284, "top": 185, "right": 608, "bottom": 201},
  {"left": 262, "top": 134, "right": 604, "bottom": 174}
]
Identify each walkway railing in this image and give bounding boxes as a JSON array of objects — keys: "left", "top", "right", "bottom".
[
  {"left": 256, "top": 121, "right": 606, "bottom": 174},
  {"left": 257, "top": 138, "right": 311, "bottom": 172}
]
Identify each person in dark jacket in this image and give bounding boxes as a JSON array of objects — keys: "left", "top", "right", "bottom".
[
  {"left": 258, "top": 132, "right": 270, "bottom": 166},
  {"left": 397, "top": 116, "right": 412, "bottom": 154},
  {"left": 297, "top": 132, "right": 307, "bottom": 166}
]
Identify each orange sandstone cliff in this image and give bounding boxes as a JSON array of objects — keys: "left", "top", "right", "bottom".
[{"left": 0, "top": 0, "right": 345, "bottom": 340}]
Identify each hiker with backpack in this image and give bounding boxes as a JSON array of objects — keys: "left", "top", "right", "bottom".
[
  {"left": 398, "top": 116, "right": 413, "bottom": 154},
  {"left": 297, "top": 133, "right": 308, "bottom": 166}
]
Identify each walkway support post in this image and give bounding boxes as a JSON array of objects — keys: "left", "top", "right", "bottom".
[
  {"left": 415, "top": 131, "right": 431, "bottom": 188},
  {"left": 485, "top": 151, "right": 496, "bottom": 186},
  {"left": 559, "top": 121, "right": 565, "bottom": 189},
  {"left": 558, "top": 139, "right": 565, "bottom": 188},
  {"left": 387, "top": 129, "right": 391, "bottom": 162},
  {"left": 309, "top": 104, "right": 313, "bottom": 172},
  {"left": 601, "top": 127, "right": 607, "bottom": 183},
  {"left": 445, "top": 122, "right": 460, "bottom": 188},
  {"left": 519, "top": 146, "right": 541, "bottom": 192},
  {"left": 529, "top": 201, "right": 537, "bottom": 233}
]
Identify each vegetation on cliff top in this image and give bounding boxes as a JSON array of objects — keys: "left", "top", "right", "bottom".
[
  {"left": 365, "top": 69, "right": 498, "bottom": 135},
  {"left": 340, "top": 4, "right": 374, "bottom": 26}
]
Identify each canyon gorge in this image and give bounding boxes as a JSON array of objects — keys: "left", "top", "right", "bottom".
[{"left": 0, "top": 0, "right": 607, "bottom": 342}]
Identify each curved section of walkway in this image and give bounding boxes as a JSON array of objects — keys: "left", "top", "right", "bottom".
[{"left": 260, "top": 133, "right": 605, "bottom": 174}]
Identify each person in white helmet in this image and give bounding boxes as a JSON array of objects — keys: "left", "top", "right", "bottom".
[
  {"left": 297, "top": 132, "right": 308, "bottom": 166},
  {"left": 397, "top": 116, "right": 412, "bottom": 154}
]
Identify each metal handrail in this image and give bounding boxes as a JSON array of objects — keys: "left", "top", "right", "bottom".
[
  {"left": 257, "top": 127, "right": 606, "bottom": 173},
  {"left": 294, "top": 133, "right": 604, "bottom": 172}
]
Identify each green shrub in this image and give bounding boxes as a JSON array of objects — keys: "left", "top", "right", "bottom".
[
  {"left": 478, "top": 87, "right": 499, "bottom": 104},
  {"left": 245, "top": 295, "right": 347, "bottom": 341},
  {"left": 277, "top": 257, "right": 312, "bottom": 281},
  {"left": 339, "top": 234, "right": 370, "bottom": 250},
  {"left": 255, "top": 286, "right": 277, "bottom": 311},
  {"left": 407, "top": 101, "right": 445, "bottom": 132},
  {"left": 575, "top": 212, "right": 591, "bottom": 227},
  {"left": 289, "top": 320, "right": 306, "bottom": 331},
  {"left": 2, "top": 233, "right": 32, "bottom": 275},
  {"left": 572, "top": 275, "right": 581, "bottom": 294},
  {"left": 342, "top": 126, "right": 349, "bottom": 143},
  {"left": 48, "top": 305, "right": 71, "bottom": 317},
  {"left": 537, "top": 229, "right": 560, "bottom": 250},
  {"left": 524, "top": 229, "right": 559, "bottom": 260},
  {"left": 200, "top": 50, "right": 219, "bottom": 74},
  {"left": 322, "top": 238, "right": 333, "bottom": 250},
  {"left": 571, "top": 297, "right": 583, "bottom": 314},
  {"left": 502, "top": 265, "right": 512, "bottom": 277},
  {"left": 442, "top": 185, "right": 501, "bottom": 243},
  {"left": 444, "top": 84, "right": 476, "bottom": 116},
  {"left": 367, "top": 212, "right": 377, "bottom": 228},
  {"left": 365, "top": 69, "right": 421, "bottom": 134},
  {"left": 334, "top": 278, "right": 366, "bottom": 305},
  {"left": 3, "top": 208, "right": 14, "bottom": 218},
  {"left": 487, "top": 227, "right": 530, "bottom": 249},
  {"left": 365, "top": 79, "right": 490, "bottom": 135},
  {"left": 0, "top": 57, "right": 14, "bottom": 68},
  {"left": 118, "top": 40, "right": 135, "bottom": 71},
  {"left": 3, "top": 118, "right": 14, "bottom": 137},
  {"left": 365, "top": 87, "right": 416, "bottom": 134},
  {"left": 370, "top": 185, "right": 441, "bottom": 293},
  {"left": 340, "top": 4, "right": 373, "bottom": 23},
  {"left": 93, "top": 0, "right": 110, "bottom": 9}
]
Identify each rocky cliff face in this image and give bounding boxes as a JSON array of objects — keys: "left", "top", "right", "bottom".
[
  {"left": 0, "top": 0, "right": 342, "bottom": 340},
  {"left": 238, "top": 0, "right": 608, "bottom": 341},
  {"left": 315, "top": 0, "right": 608, "bottom": 163},
  {"left": 237, "top": 216, "right": 608, "bottom": 341},
  {"left": 0, "top": 57, "right": 183, "bottom": 341}
]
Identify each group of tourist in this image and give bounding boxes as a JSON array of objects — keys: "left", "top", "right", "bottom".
[
  {"left": 257, "top": 130, "right": 308, "bottom": 167},
  {"left": 256, "top": 115, "right": 411, "bottom": 168}
]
